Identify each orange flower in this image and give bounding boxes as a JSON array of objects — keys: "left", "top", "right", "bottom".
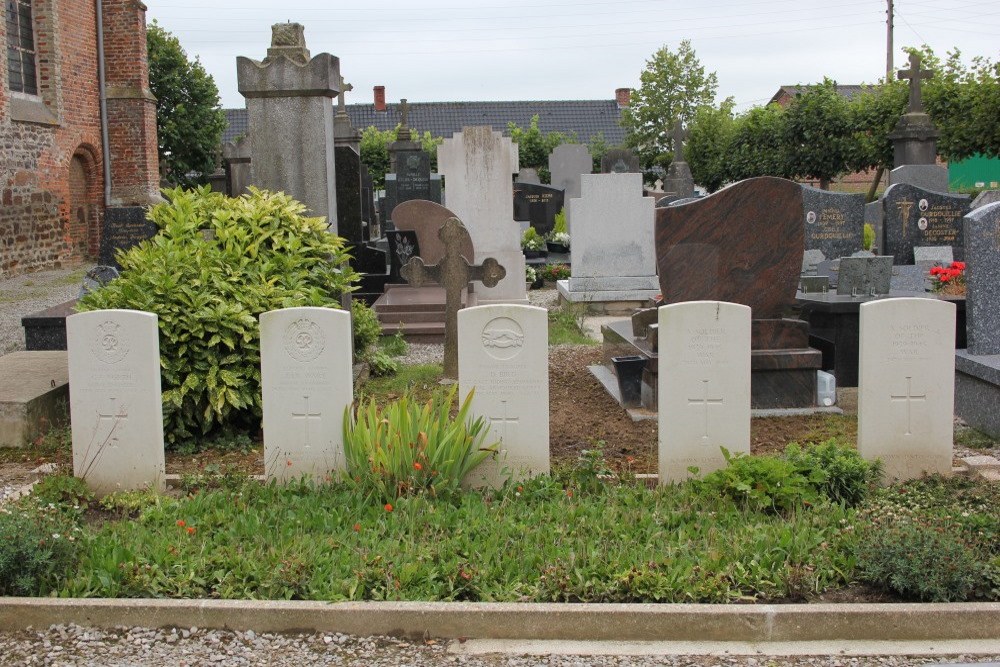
[
  {"left": 353, "top": 524, "right": 360, "bottom": 531},
  {"left": 413, "top": 462, "right": 423, "bottom": 470},
  {"left": 517, "top": 486, "right": 523, "bottom": 492},
  {"left": 384, "top": 503, "right": 393, "bottom": 512},
  {"left": 176, "top": 520, "right": 185, "bottom": 527},
  {"left": 186, "top": 527, "right": 195, "bottom": 534},
  {"left": 566, "top": 490, "right": 573, "bottom": 498},
  {"left": 286, "top": 460, "right": 293, "bottom": 466}
]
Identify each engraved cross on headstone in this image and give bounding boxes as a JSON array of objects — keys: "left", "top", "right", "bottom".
[
  {"left": 96, "top": 396, "right": 128, "bottom": 449},
  {"left": 671, "top": 119, "right": 689, "bottom": 163},
  {"left": 688, "top": 380, "right": 723, "bottom": 440},
  {"left": 489, "top": 400, "right": 519, "bottom": 444},
  {"left": 897, "top": 52, "right": 933, "bottom": 114},
  {"left": 400, "top": 217, "right": 506, "bottom": 378},
  {"left": 889, "top": 376, "right": 926, "bottom": 436},
  {"left": 291, "top": 395, "right": 322, "bottom": 448}
]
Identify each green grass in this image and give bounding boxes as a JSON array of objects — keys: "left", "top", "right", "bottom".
[
  {"left": 548, "top": 304, "right": 597, "bottom": 345},
  {"left": 359, "top": 363, "right": 444, "bottom": 404},
  {"left": 954, "top": 426, "right": 998, "bottom": 451}
]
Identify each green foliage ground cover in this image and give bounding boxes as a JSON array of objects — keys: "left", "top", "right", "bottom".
[{"left": 6, "top": 442, "right": 997, "bottom": 604}]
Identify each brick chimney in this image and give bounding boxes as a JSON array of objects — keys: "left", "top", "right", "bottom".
[
  {"left": 374, "top": 85, "right": 386, "bottom": 112},
  {"left": 615, "top": 87, "right": 631, "bottom": 109}
]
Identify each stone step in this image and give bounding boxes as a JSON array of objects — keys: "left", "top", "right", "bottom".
[
  {"left": 377, "top": 310, "right": 449, "bottom": 324},
  {"left": 0, "top": 351, "right": 70, "bottom": 448}
]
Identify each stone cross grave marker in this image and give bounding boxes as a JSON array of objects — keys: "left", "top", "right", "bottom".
[
  {"left": 67, "top": 310, "right": 165, "bottom": 496},
  {"left": 898, "top": 51, "right": 933, "bottom": 114},
  {"left": 671, "top": 119, "right": 688, "bottom": 162},
  {"left": 458, "top": 304, "right": 549, "bottom": 488},
  {"left": 658, "top": 301, "right": 751, "bottom": 484},
  {"left": 401, "top": 217, "right": 506, "bottom": 378},
  {"left": 336, "top": 73, "right": 352, "bottom": 113},
  {"left": 858, "top": 297, "right": 955, "bottom": 481},
  {"left": 260, "top": 307, "right": 353, "bottom": 483}
]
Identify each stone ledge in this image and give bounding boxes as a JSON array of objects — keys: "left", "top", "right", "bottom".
[{"left": 0, "top": 599, "right": 998, "bottom": 643}]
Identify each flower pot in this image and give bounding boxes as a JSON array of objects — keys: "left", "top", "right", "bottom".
[
  {"left": 523, "top": 249, "right": 548, "bottom": 260},
  {"left": 611, "top": 355, "right": 645, "bottom": 409},
  {"left": 546, "top": 242, "right": 569, "bottom": 254},
  {"left": 531, "top": 277, "right": 545, "bottom": 290}
]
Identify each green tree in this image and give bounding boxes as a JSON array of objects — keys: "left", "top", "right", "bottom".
[
  {"left": 507, "top": 115, "right": 568, "bottom": 182},
  {"left": 685, "top": 100, "right": 735, "bottom": 193},
  {"left": 782, "top": 79, "right": 855, "bottom": 189},
  {"left": 147, "top": 22, "right": 227, "bottom": 188},
  {"left": 725, "top": 103, "right": 791, "bottom": 182},
  {"left": 920, "top": 47, "right": 1000, "bottom": 161},
  {"left": 620, "top": 40, "right": 722, "bottom": 176}
]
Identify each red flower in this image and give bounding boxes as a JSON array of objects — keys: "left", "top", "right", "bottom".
[
  {"left": 952, "top": 261, "right": 966, "bottom": 270},
  {"left": 566, "top": 490, "right": 573, "bottom": 498},
  {"left": 940, "top": 274, "right": 951, "bottom": 282},
  {"left": 176, "top": 520, "right": 185, "bottom": 527},
  {"left": 186, "top": 527, "right": 195, "bottom": 534},
  {"left": 286, "top": 460, "right": 293, "bottom": 466},
  {"left": 929, "top": 266, "right": 943, "bottom": 275},
  {"left": 413, "top": 462, "right": 423, "bottom": 471},
  {"left": 353, "top": 524, "right": 360, "bottom": 531},
  {"left": 384, "top": 503, "right": 393, "bottom": 512}
]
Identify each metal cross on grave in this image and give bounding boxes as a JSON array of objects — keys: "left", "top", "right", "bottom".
[
  {"left": 400, "top": 217, "right": 506, "bottom": 378},
  {"left": 688, "top": 379, "right": 723, "bottom": 440},
  {"left": 291, "top": 395, "right": 322, "bottom": 449},
  {"left": 96, "top": 396, "right": 129, "bottom": 449},
  {"left": 671, "top": 119, "right": 689, "bottom": 163},
  {"left": 897, "top": 51, "right": 933, "bottom": 114},
  {"left": 889, "top": 376, "right": 926, "bottom": 436}
]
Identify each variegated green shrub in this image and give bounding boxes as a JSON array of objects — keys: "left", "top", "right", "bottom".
[{"left": 78, "top": 186, "right": 358, "bottom": 447}]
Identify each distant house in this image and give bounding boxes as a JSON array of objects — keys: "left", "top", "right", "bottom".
[
  {"left": 222, "top": 89, "right": 630, "bottom": 147},
  {"left": 0, "top": 0, "right": 160, "bottom": 275},
  {"left": 768, "top": 84, "right": 868, "bottom": 108}
]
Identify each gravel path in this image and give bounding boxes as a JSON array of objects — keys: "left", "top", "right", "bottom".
[
  {"left": 0, "top": 261, "right": 88, "bottom": 356},
  {"left": 0, "top": 624, "right": 996, "bottom": 666}
]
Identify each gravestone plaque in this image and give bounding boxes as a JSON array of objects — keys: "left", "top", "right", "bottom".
[
  {"left": 655, "top": 177, "right": 804, "bottom": 318},
  {"left": 67, "top": 309, "right": 165, "bottom": 496},
  {"left": 858, "top": 298, "right": 955, "bottom": 481},
  {"left": 98, "top": 207, "right": 158, "bottom": 268},
  {"left": 658, "top": 301, "right": 751, "bottom": 484},
  {"left": 458, "top": 304, "right": 549, "bottom": 487},
  {"left": 549, "top": 144, "right": 591, "bottom": 202},
  {"left": 335, "top": 146, "right": 363, "bottom": 244},
  {"left": 964, "top": 202, "right": 1000, "bottom": 355},
  {"left": 882, "top": 183, "right": 970, "bottom": 264},
  {"left": 913, "top": 246, "right": 953, "bottom": 265},
  {"left": 802, "top": 249, "right": 826, "bottom": 275},
  {"left": 386, "top": 230, "right": 419, "bottom": 283},
  {"left": 260, "top": 307, "right": 352, "bottom": 483},
  {"left": 801, "top": 186, "right": 865, "bottom": 259},
  {"left": 889, "top": 264, "right": 929, "bottom": 292},
  {"left": 512, "top": 183, "right": 565, "bottom": 237},
  {"left": 600, "top": 148, "right": 640, "bottom": 174},
  {"left": 836, "top": 256, "right": 893, "bottom": 296}
]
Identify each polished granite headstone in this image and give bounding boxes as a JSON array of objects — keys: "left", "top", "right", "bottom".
[
  {"left": 964, "top": 202, "right": 1000, "bottom": 355},
  {"left": 334, "top": 146, "right": 363, "bottom": 244},
  {"left": 971, "top": 190, "right": 1000, "bottom": 210},
  {"left": 801, "top": 186, "right": 865, "bottom": 260},
  {"left": 98, "top": 207, "right": 157, "bottom": 268},
  {"left": 648, "top": 177, "right": 820, "bottom": 408},
  {"left": 882, "top": 183, "right": 970, "bottom": 264},
  {"left": 513, "top": 183, "right": 564, "bottom": 237}
]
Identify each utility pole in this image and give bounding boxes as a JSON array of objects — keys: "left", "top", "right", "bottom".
[{"left": 886, "top": 0, "right": 894, "bottom": 80}]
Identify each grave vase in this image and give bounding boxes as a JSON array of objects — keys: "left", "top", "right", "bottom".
[{"left": 612, "top": 355, "right": 645, "bottom": 408}]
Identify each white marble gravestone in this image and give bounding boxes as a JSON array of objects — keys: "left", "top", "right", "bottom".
[
  {"left": 458, "top": 304, "right": 548, "bottom": 487},
  {"left": 858, "top": 298, "right": 955, "bottom": 481},
  {"left": 67, "top": 310, "right": 165, "bottom": 496},
  {"left": 260, "top": 307, "right": 353, "bottom": 483},
  {"left": 658, "top": 301, "right": 751, "bottom": 484},
  {"left": 558, "top": 172, "right": 659, "bottom": 303},
  {"left": 437, "top": 126, "right": 526, "bottom": 304}
]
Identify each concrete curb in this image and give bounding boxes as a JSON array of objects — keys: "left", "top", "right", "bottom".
[{"left": 1, "top": 599, "right": 998, "bottom": 643}]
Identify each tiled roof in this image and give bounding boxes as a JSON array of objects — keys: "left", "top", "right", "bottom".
[
  {"left": 769, "top": 84, "right": 868, "bottom": 106},
  {"left": 222, "top": 100, "right": 626, "bottom": 145}
]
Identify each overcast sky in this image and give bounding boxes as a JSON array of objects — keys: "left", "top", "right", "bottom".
[{"left": 146, "top": 0, "right": 999, "bottom": 113}]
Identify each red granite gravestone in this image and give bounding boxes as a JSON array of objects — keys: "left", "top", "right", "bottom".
[{"left": 607, "top": 176, "right": 821, "bottom": 409}]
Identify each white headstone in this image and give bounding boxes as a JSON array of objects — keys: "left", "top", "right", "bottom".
[
  {"left": 559, "top": 172, "right": 659, "bottom": 302},
  {"left": 260, "top": 307, "right": 353, "bottom": 483},
  {"left": 437, "top": 126, "right": 526, "bottom": 304},
  {"left": 658, "top": 301, "right": 751, "bottom": 484},
  {"left": 67, "top": 310, "right": 165, "bottom": 496},
  {"left": 458, "top": 304, "right": 549, "bottom": 487},
  {"left": 858, "top": 297, "right": 956, "bottom": 481},
  {"left": 548, "top": 144, "right": 592, "bottom": 203}
]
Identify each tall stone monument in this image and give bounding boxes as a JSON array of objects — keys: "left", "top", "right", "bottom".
[
  {"left": 333, "top": 73, "right": 360, "bottom": 151},
  {"left": 662, "top": 119, "right": 695, "bottom": 199},
  {"left": 437, "top": 126, "right": 526, "bottom": 304},
  {"left": 237, "top": 23, "right": 341, "bottom": 230},
  {"left": 383, "top": 99, "right": 442, "bottom": 233},
  {"left": 887, "top": 52, "right": 948, "bottom": 191}
]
